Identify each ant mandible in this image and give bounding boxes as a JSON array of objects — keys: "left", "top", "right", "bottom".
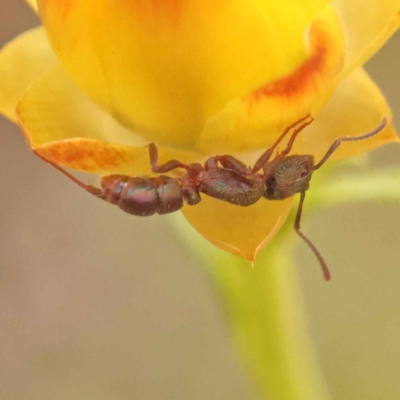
[{"left": 37, "top": 115, "right": 388, "bottom": 281}]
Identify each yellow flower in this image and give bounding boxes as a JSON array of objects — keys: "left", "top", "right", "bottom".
[{"left": 1, "top": 0, "right": 399, "bottom": 260}]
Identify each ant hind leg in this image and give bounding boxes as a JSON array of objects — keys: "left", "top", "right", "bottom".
[
  {"left": 33, "top": 151, "right": 105, "bottom": 198},
  {"left": 148, "top": 143, "right": 194, "bottom": 173}
]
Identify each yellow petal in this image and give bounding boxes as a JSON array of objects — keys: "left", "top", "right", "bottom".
[
  {"left": 182, "top": 196, "right": 293, "bottom": 261},
  {"left": 0, "top": 27, "right": 56, "bottom": 121},
  {"left": 38, "top": 0, "right": 344, "bottom": 149},
  {"left": 17, "top": 64, "right": 203, "bottom": 176},
  {"left": 26, "top": 0, "right": 38, "bottom": 12},
  {"left": 334, "top": 0, "right": 400, "bottom": 75},
  {"left": 198, "top": 9, "right": 345, "bottom": 153},
  {"left": 292, "top": 68, "right": 399, "bottom": 161}
]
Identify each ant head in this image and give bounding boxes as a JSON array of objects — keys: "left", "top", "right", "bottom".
[{"left": 263, "top": 155, "right": 314, "bottom": 200}]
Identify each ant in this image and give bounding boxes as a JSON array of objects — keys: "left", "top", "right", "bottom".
[{"left": 36, "top": 115, "right": 387, "bottom": 281}]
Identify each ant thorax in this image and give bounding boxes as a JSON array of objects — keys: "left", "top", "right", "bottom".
[
  {"left": 197, "top": 168, "right": 265, "bottom": 206},
  {"left": 264, "top": 155, "right": 314, "bottom": 200}
]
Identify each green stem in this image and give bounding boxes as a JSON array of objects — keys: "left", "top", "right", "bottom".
[
  {"left": 308, "top": 166, "right": 400, "bottom": 208},
  {"left": 174, "top": 215, "right": 331, "bottom": 400},
  {"left": 209, "top": 242, "right": 330, "bottom": 399}
]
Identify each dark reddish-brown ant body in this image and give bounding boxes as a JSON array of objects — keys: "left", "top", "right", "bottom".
[{"left": 39, "top": 115, "right": 388, "bottom": 281}]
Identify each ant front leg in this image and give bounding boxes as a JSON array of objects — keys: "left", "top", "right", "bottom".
[
  {"left": 148, "top": 143, "right": 202, "bottom": 174},
  {"left": 261, "top": 117, "right": 314, "bottom": 181},
  {"left": 252, "top": 115, "right": 313, "bottom": 174}
]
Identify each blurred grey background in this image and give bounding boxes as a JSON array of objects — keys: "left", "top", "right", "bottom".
[{"left": 1, "top": 3, "right": 400, "bottom": 400}]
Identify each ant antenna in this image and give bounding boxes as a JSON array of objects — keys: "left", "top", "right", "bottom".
[
  {"left": 295, "top": 116, "right": 388, "bottom": 281},
  {"left": 295, "top": 191, "right": 331, "bottom": 281},
  {"left": 313, "top": 117, "right": 388, "bottom": 171}
]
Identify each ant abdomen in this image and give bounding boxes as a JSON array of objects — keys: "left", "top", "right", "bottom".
[{"left": 100, "top": 175, "right": 184, "bottom": 216}]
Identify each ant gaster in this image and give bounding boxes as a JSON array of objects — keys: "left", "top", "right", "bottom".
[{"left": 38, "top": 115, "right": 388, "bottom": 281}]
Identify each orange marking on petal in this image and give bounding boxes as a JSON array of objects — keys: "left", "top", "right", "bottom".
[
  {"left": 39, "top": 0, "right": 74, "bottom": 19},
  {"left": 38, "top": 141, "right": 127, "bottom": 173},
  {"left": 123, "top": 0, "right": 184, "bottom": 26},
  {"left": 245, "top": 21, "right": 332, "bottom": 105}
]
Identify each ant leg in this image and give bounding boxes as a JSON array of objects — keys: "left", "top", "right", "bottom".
[
  {"left": 262, "top": 117, "right": 314, "bottom": 180},
  {"left": 205, "top": 155, "right": 250, "bottom": 175},
  {"left": 313, "top": 116, "right": 387, "bottom": 171},
  {"left": 277, "top": 118, "right": 314, "bottom": 158},
  {"left": 33, "top": 152, "right": 104, "bottom": 198},
  {"left": 148, "top": 143, "right": 200, "bottom": 173},
  {"left": 252, "top": 114, "right": 313, "bottom": 173},
  {"left": 294, "top": 191, "right": 331, "bottom": 281}
]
